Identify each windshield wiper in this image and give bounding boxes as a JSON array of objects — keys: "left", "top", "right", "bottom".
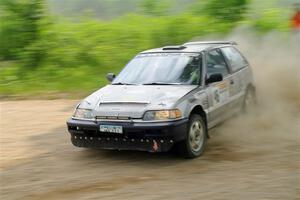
[
  {"left": 142, "top": 82, "right": 182, "bottom": 85},
  {"left": 112, "top": 82, "right": 135, "bottom": 85}
]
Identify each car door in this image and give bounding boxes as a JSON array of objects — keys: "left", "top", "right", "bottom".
[
  {"left": 204, "top": 48, "right": 232, "bottom": 128},
  {"left": 221, "top": 47, "right": 249, "bottom": 110}
]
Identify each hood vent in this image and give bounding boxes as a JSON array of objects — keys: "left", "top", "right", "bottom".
[{"left": 162, "top": 45, "right": 186, "bottom": 50}]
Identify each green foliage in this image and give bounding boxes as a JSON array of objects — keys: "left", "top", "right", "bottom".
[
  {"left": 0, "top": 0, "right": 290, "bottom": 98},
  {"left": 254, "top": 14, "right": 286, "bottom": 32},
  {"left": 193, "top": 0, "right": 249, "bottom": 23},
  {"left": 140, "top": 0, "right": 171, "bottom": 16},
  {"left": 248, "top": 8, "right": 289, "bottom": 32},
  {"left": 0, "top": 14, "right": 232, "bottom": 97},
  {"left": 0, "top": 0, "right": 49, "bottom": 67}
]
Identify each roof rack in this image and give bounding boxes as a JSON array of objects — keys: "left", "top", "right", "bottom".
[
  {"left": 184, "top": 41, "right": 237, "bottom": 45},
  {"left": 162, "top": 45, "right": 187, "bottom": 50}
]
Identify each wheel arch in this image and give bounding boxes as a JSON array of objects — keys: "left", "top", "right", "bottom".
[
  {"left": 189, "top": 105, "right": 209, "bottom": 138},
  {"left": 247, "top": 83, "right": 256, "bottom": 93},
  {"left": 245, "top": 83, "right": 257, "bottom": 101}
]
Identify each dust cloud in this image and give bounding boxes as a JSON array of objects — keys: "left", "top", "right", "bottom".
[{"left": 212, "top": 28, "right": 300, "bottom": 145}]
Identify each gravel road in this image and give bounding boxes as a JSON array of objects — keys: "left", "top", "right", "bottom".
[{"left": 0, "top": 100, "right": 299, "bottom": 200}]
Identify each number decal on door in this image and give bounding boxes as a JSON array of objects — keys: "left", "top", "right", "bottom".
[{"left": 211, "top": 81, "right": 229, "bottom": 106}]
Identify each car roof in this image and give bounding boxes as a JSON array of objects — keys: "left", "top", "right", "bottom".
[{"left": 139, "top": 41, "right": 237, "bottom": 54}]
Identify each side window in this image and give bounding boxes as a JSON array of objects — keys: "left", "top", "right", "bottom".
[
  {"left": 179, "top": 56, "right": 201, "bottom": 85},
  {"left": 206, "top": 49, "right": 229, "bottom": 77},
  {"left": 221, "top": 47, "right": 248, "bottom": 72}
]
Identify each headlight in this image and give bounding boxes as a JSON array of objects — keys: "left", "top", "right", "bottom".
[
  {"left": 143, "top": 109, "right": 182, "bottom": 121},
  {"left": 73, "top": 108, "right": 94, "bottom": 119}
]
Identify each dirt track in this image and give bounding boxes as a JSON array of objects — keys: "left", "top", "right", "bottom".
[{"left": 0, "top": 100, "right": 299, "bottom": 200}]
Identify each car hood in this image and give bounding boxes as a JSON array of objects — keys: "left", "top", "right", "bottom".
[{"left": 78, "top": 85, "right": 197, "bottom": 118}]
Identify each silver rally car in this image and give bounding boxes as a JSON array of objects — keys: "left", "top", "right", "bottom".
[{"left": 67, "top": 41, "right": 255, "bottom": 158}]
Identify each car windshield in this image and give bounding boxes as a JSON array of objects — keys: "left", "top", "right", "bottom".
[{"left": 112, "top": 53, "right": 201, "bottom": 85}]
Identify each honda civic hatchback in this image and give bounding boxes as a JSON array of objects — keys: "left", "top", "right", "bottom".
[{"left": 66, "top": 41, "right": 255, "bottom": 158}]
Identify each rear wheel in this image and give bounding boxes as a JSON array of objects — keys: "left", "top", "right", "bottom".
[
  {"left": 177, "top": 114, "right": 207, "bottom": 158},
  {"left": 242, "top": 87, "right": 256, "bottom": 113}
]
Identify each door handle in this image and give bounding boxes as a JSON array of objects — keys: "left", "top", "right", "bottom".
[{"left": 230, "top": 79, "right": 234, "bottom": 84}]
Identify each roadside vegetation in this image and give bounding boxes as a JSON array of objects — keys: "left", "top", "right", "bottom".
[{"left": 0, "top": 0, "right": 291, "bottom": 98}]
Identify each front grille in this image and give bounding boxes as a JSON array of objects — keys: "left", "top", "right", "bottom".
[{"left": 95, "top": 116, "right": 131, "bottom": 120}]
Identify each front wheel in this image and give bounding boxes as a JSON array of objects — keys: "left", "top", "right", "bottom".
[{"left": 177, "top": 114, "right": 207, "bottom": 158}]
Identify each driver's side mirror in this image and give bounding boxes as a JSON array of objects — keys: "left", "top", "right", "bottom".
[
  {"left": 106, "top": 73, "right": 115, "bottom": 82},
  {"left": 206, "top": 73, "right": 223, "bottom": 84}
]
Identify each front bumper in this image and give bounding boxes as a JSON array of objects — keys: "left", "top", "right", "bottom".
[{"left": 66, "top": 118, "right": 188, "bottom": 152}]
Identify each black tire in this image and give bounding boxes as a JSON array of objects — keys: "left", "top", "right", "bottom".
[
  {"left": 177, "top": 114, "right": 207, "bottom": 158},
  {"left": 242, "top": 87, "right": 256, "bottom": 113}
]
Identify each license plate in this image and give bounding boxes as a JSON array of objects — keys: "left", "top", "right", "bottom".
[{"left": 100, "top": 125, "right": 123, "bottom": 134}]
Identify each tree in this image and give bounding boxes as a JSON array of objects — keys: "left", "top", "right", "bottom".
[
  {"left": 140, "top": 0, "right": 170, "bottom": 16},
  {"left": 193, "top": 0, "right": 249, "bottom": 23},
  {"left": 0, "top": 0, "right": 48, "bottom": 67}
]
